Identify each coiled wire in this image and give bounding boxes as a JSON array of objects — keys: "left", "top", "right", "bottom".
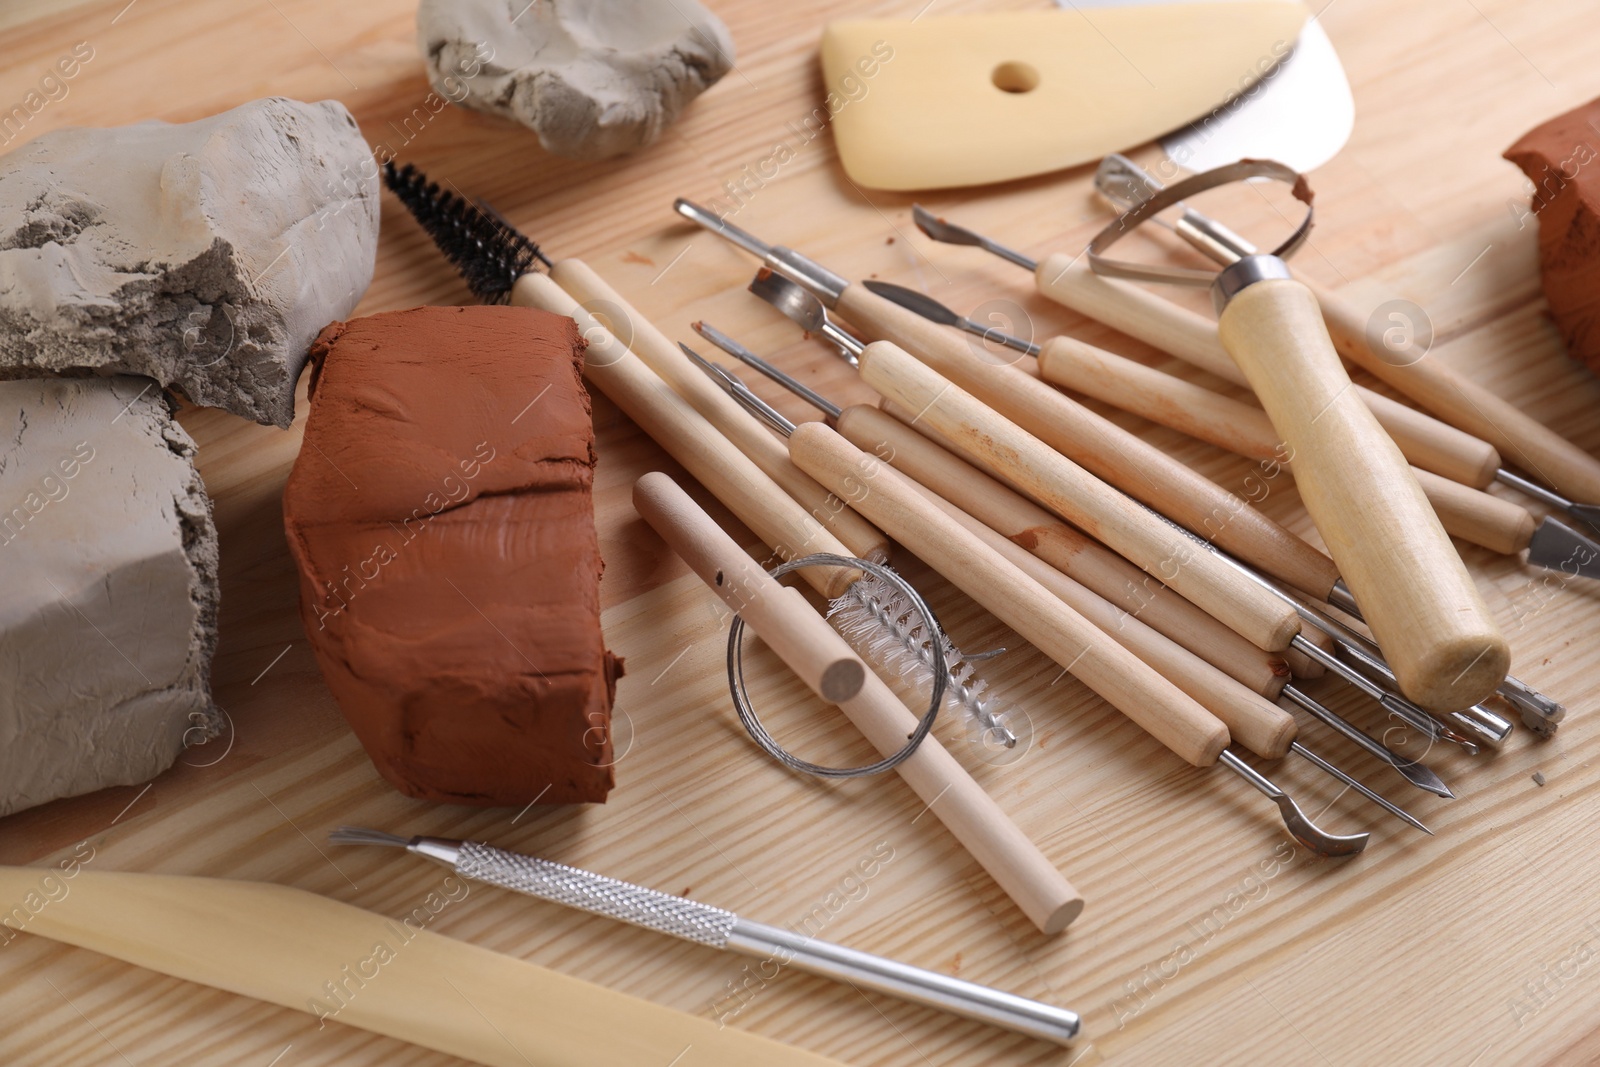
[{"left": 726, "top": 553, "right": 945, "bottom": 778}]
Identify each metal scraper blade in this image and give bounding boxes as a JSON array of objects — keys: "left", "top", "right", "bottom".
[
  {"left": 1160, "top": 18, "right": 1354, "bottom": 173},
  {"left": 1525, "top": 517, "right": 1600, "bottom": 580},
  {"left": 1065, "top": 0, "right": 1354, "bottom": 174}
]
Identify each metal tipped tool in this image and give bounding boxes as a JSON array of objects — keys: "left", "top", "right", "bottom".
[
  {"left": 702, "top": 321, "right": 1412, "bottom": 838},
  {"left": 749, "top": 271, "right": 866, "bottom": 363},
  {"left": 911, "top": 205, "right": 1040, "bottom": 272},
  {"left": 1216, "top": 753, "right": 1369, "bottom": 856},
  {"left": 693, "top": 321, "right": 843, "bottom": 419},
  {"left": 867, "top": 274, "right": 1568, "bottom": 744},
  {"left": 1095, "top": 153, "right": 1600, "bottom": 559},
  {"left": 862, "top": 280, "right": 1041, "bottom": 357},
  {"left": 676, "top": 199, "right": 849, "bottom": 304},
  {"left": 333, "top": 828, "right": 1080, "bottom": 1045},
  {"left": 679, "top": 343, "right": 797, "bottom": 437},
  {"left": 1288, "top": 740, "right": 1432, "bottom": 835},
  {"left": 1495, "top": 468, "right": 1600, "bottom": 537},
  {"left": 1279, "top": 683, "right": 1450, "bottom": 804}
]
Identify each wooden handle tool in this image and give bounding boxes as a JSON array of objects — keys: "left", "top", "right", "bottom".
[
  {"left": 903, "top": 478, "right": 1298, "bottom": 759},
  {"left": 634, "top": 472, "right": 1084, "bottom": 934},
  {"left": 833, "top": 282, "right": 1342, "bottom": 597},
  {"left": 786, "top": 422, "right": 1232, "bottom": 767},
  {"left": 1214, "top": 271, "right": 1507, "bottom": 710},
  {"left": 1034, "top": 256, "right": 1504, "bottom": 489},
  {"left": 849, "top": 336, "right": 1302, "bottom": 652},
  {"left": 840, "top": 402, "right": 1307, "bottom": 694},
  {"left": 0, "top": 867, "right": 844, "bottom": 1067},
  {"left": 551, "top": 259, "right": 890, "bottom": 563},
  {"left": 512, "top": 273, "right": 860, "bottom": 599},
  {"left": 1035, "top": 334, "right": 1545, "bottom": 557},
  {"left": 1313, "top": 283, "right": 1600, "bottom": 503}
]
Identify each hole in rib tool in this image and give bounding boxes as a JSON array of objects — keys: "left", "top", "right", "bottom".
[
  {"left": 1087, "top": 160, "right": 1509, "bottom": 715},
  {"left": 331, "top": 826, "right": 1082, "bottom": 1046}
]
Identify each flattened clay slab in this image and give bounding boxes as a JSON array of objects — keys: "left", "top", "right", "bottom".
[
  {"left": 0, "top": 376, "right": 219, "bottom": 817},
  {"left": 283, "top": 305, "right": 622, "bottom": 806},
  {"left": 418, "top": 0, "right": 734, "bottom": 160},
  {"left": 0, "top": 97, "right": 379, "bottom": 427}
]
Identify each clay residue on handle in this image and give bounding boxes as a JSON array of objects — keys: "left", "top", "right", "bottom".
[
  {"left": 1505, "top": 98, "right": 1600, "bottom": 376},
  {"left": 283, "top": 305, "right": 623, "bottom": 806}
]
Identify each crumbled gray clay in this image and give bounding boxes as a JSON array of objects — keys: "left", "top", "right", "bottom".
[
  {"left": 0, "top": 97, "right": 379, "bottom": 428},
  {"left": 418, "top": 0, "right": 734, "bottom": 160},
  {"left": 0, "top": 375, "right": 219, "bottom": 816}
]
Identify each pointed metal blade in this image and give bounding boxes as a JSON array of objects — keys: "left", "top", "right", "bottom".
[
  {"left": 1525, "top": 517, "right": 1600, "bottom": 579},
  {"left": 912, "top": 204, "right": 989, "bottom": 249},
  {"left": 862, "top": 280, "right": 966, "bottom": 327}
]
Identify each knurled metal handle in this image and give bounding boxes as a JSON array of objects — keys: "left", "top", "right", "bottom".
[{"left": 455, "top": 841, "right": 738, "bottom": 947}]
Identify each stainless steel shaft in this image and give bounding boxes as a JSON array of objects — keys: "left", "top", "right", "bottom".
[{"left": 413, "top": 837, "right": 1081, "bottom": 1046}]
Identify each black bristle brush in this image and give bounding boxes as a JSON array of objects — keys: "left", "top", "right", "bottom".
[{"left": 381, "top": 161, "right": 552, "bottom": 304}]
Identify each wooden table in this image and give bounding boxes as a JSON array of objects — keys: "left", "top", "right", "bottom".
[{"left": 4, "top": 1, "right": 1600, "bottom": 1063}]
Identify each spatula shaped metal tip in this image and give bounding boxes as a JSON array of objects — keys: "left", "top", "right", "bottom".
[{"left": 861, "top": 279, "right": 964, "bottom": 327}]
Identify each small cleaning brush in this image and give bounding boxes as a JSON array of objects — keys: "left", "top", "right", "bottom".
[
  {"left": 830, "top": 570, "right": 1026, "bottom": 755},
  {"left": 386, "top": 158, "right": 1026, "bottom": 756}
]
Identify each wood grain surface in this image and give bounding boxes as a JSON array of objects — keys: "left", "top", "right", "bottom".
[{"left": 2, "top": 1, "right": 1600, "bottom": 1065}]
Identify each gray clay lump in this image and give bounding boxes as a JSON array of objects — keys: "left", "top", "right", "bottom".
[
  {"left": 0, "top": 376, "right": 220, "bottom": 817},
  {"left": 0, "top": 97, "right": 380, "bottom": 428},
  {"left": 418, "top": 0, "right": 735, "bottom": 160}
]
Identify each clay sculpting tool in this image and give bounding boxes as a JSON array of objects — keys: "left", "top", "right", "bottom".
[
  {"left": 694, "top": 319, "right": 1321, "bottom": 694},
  {"left": 1094, "top": 155, "right": 1600, "bottom": 520},
  {"left": 1082, "top": 160, "right": 1507, "bottom": 713},
  {"left": 1087, "top": 153, "right": 1600, "bottom": 505},
  {"left": 817, "top": 3, "right": 1312, "bottom": 190},
  {"left": 707, "top": 309, "right": 1452, "bottom": 803},
  {"left": 676, "top": 345, "right": 1021, "bottom": 751},
  {"left": 910, "top": 205, "right": 1500, "bottom": 496},
  {"left": 908, "top": 207, "right": 1565, "bottom": 739},
  {"left": 747, "top": 274, "right": 1486, "bottom": 768},
  {"left": 778, "top": 422, "right": 1369, "bottom": 855},
  {"left": 635, "top": 473, "right": 1076, "bottom": 934},
  {"left": 383, "top": 162, "right": 888, "bottom": 570},
  {"left": 332, "top": 825, "right": 1080, "bottom": 1043},
  {"left": 864, "top": 279, "right": 1600, "bottom": 578},
  {"left": 691, "top": 345, "right": 1433, "bottom": 832},
  {"left": 673, "top": 199, "right": 1343, "bottom": 612},
  {"left": 0, "top": 866, "right": 844, "bottom": 1066}
]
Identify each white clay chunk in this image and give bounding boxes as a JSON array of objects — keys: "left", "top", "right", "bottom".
[
  {"left": 418, "top": 0, "right": 735, "bottom": 160},
  {"left": 0, "top": 97, "right": 379, "bottom": 427},
  {"left": 0, "top": 376, "right": 219, "bottom": 817}
]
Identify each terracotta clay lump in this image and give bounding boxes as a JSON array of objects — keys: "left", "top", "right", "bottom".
[{"left": 283, "top": 305, "right": 623, "bottom": 806}]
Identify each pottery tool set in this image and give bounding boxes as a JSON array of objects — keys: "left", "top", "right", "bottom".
[{"left": 5, "top": 0, "right": 1600, "bottom": 1064}]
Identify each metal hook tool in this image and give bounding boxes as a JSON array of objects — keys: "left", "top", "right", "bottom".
[
  {"left": 910, "top": 204, "right": 1568, "bottom": 738},
  {"left": 695, "top": 324, "right": 1431, "bottom": 834}
]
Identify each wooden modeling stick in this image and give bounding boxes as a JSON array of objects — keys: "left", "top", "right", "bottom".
[
  {"left": 552, "top": 259, "right": 890, "bottom": 563},
  {"left": 634, "top": 472, "right": 1084, "bottom": 935},
  {"left": 510, "top": 272, "right": 860, "bottom": 600},
  {"left": 0, "top": 867, "right": 843, "bottom": 1066}
]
